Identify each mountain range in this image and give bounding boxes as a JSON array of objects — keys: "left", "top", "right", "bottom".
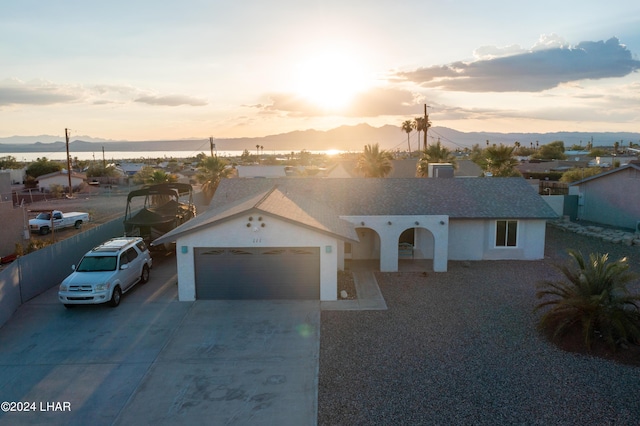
[{"left": 1, "top": 124, "right": 638, "bottom": 153}]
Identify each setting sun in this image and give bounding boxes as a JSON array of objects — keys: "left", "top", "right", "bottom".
[{"left": 294, "top": 50, "right": 368, "bottom": 111}]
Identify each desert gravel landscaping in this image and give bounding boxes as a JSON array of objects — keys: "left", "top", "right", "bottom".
[{"left": 319, "top": 226, "right": 640, "bottom": 425}]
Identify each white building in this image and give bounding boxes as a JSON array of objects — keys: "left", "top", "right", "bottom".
[{"left": 154, "top": 178, "right": 558, "bottom": 302}]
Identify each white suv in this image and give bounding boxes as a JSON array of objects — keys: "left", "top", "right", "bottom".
[{"left": 58, "top": 237, "right": 153, "bottom": 308}]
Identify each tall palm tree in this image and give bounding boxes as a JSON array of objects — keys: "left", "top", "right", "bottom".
[
  {"left": 535, "top": 250, "right": 640, "bottom": 350},
  {"left": 416, "top": 139, "right": 457, "bottom": 177},
  {"left": 401, "top": 120, "right": 413, "bottom": 154},
  {"left": 196, "top": 156, "right": 232, "bottom": 200},
  {"left": 355, "top": 144, "right": 393, "bottom": 177},
  {"left": 413, "top": 116, "right": 431, "bottom": 151}
]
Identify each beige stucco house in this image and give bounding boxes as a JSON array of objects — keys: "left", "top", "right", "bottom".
[{"left": 37, "top": 171, "right": 86, "bottom": 191}]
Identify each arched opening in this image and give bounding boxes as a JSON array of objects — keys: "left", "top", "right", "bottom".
[
  {"left": 350, "top": 227, "right": 381, "bottom": 260},
  {"left": 398, "top": 226, "right": 435, "bottom": 264},
  {"left": 398, "top": 228, "right": 415, "bottom": 258},
  {"left": 398, "top": 227, "right": 435, "bottom": 270}
]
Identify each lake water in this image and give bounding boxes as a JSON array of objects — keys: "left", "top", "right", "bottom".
[{"left": 2, "top": 150, "right": 346, "bottom": 162}]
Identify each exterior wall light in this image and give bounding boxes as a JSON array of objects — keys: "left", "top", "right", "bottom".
[
  {"left": 440, "top": 220, "right": 446, "bottom": 225},
  {"left": 415, "top": 221, "right": 419, "bottom": 226},
  {"left": 360, "top": 221, "right": 365, "bottom": 226},
  {"left": 388, "top": 221, "right": 392, "bottom": 225}
]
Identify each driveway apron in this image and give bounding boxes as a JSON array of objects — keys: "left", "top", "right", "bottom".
[{"left": 115, "top": 300, "right": 320, "bottom": 426}]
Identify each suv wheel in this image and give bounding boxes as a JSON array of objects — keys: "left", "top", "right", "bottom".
[
  {"left": 109, "top": 286, "right": 122, "bottom": 307},
  {"left": 140, "top": 265, "right": 150, "bottom": 284}
]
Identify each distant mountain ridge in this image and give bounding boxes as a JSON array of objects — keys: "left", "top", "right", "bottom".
[{"left": 1, "top": 124, "right": 638, "bottom": 153}]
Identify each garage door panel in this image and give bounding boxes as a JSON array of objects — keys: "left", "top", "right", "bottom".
[{"left": 194, "top": 247, "right": 319, "bottom": 299}]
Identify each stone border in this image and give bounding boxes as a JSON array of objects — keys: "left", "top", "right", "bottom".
[{"left": 549, "top": 220, "right": 640, "bottom": 246}]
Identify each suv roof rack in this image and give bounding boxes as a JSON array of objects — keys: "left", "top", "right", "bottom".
[{"left": 91, "top": 237, "right": 139, "bottom": 252}]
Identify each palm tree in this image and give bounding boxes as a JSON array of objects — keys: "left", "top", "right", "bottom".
[
  {"left": 147, "top": 169, "right": 173, "bottom": 185},
  {"left": 413, "top": 116, "right": 431, "bottom": 151},
  {"left": 535, "top": 250, "right": 640, "bottom": 350},
  {"left": 355, "top": 144, "right": 393, "bottom": 177},
  {"left": 481, "top": 144, "right": 521, "bottom": 177},
  {"left": 196, "top": 156, "right": 233, "bottom": 200},
  {"left": 416, "top": 139, "right": 457, "bottom": 177},
  {"left": 401, "top": 120, "right": 413, "bottom": 154}
]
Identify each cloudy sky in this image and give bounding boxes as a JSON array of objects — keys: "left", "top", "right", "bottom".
[{"left": 1, "top": 0, "right": 639, "bottom": 141}]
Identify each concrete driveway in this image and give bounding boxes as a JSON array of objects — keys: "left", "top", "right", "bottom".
[{"left": 0, "top": 252, "right": 320, "bottom": 426}]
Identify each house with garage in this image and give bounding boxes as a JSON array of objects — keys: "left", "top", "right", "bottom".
[
  {"left": 569, "top": 161, "right": 640, "bottom": 231},
  {"left": 153, "top": 177, "right": 558, "bottom": 302}
]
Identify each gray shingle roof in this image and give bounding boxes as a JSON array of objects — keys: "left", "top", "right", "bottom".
[
  {"left": 212, "top": 177, "right": 558, "bottom": 219},
  {"left": 153, "top": 186, "right": 359, "bottom": 245},
  {"left": 154, "top": 177, "right": 557, "bottom": 245}
]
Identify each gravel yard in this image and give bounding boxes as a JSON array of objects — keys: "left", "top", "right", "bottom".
[{"left": 318, "top": 226, "right": 640, "bottom": 425}]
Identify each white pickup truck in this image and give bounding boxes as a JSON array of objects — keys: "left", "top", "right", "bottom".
[{"left": 29, "top": 210, "right": 90, "bottom": 235}]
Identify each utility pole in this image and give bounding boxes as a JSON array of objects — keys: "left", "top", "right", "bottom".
[{"left": 65, "top": 128, "right": 72, "bottom": 198}]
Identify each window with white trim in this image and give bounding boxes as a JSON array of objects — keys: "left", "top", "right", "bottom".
[{"left": 496, "top": 220, "right": 518, "bottom": 247}]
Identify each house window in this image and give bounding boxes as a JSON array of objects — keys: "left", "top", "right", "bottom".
[{"left": 496, "top": 220, "right": 518, "bottom": 247}]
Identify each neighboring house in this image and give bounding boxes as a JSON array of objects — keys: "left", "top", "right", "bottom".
[
  {"left": 517, "top": 160, "right": 590, "bottom": 175},
  {"left": 325, "top": 159, "right": 482, "bottom": 178},
  {"left": 37, "top": 171, "right": 86, "bottom": 191},
  {"left": 116, "top": 162, "right": 146, "bottom": 176},
  {"left": 591, "top": 156, "right": 636, "bottom": 167},
  {"left": 569, "top": 162, "right": 640, "bottom": 231},
  {"left": 154, "top": 178, "right": 557, "bottom": 302},
  {"left": 1, "top": 168, "right": 26, "bottom": 185},
  {"left": 236, "top": 165, "right": 287, "bottom": 178}
]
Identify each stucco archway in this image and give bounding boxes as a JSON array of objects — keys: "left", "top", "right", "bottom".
[
  {"left": 398, "top": 226, "right": 435, "bottom": 259},
  {"left": 349, "top": 227, "right": 381, "bottom": 261},
  {"left": 342, "top": 215, "right": 448, "bottom": 272}
]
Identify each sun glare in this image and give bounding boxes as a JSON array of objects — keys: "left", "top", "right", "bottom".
[{"left": 294, "top": 51, "right": 367, "bottom": 111}]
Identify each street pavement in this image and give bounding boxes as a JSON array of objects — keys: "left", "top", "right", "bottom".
[{"left": 0, "top": 251, "right": 320, "bottom": 426}]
